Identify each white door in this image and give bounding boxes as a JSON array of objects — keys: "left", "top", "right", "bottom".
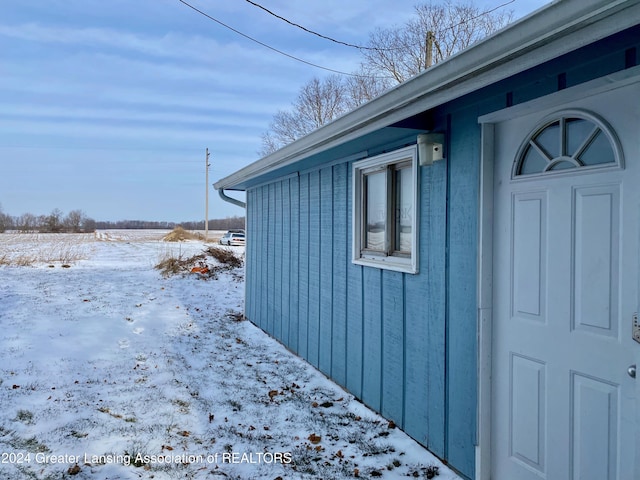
[{"left": 491, "top": 83, "right": 640, "bottom": 479}]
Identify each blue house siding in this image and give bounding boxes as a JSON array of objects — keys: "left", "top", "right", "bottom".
[
  {"left": 444, "top": 112, "right": 480, "bottom": 476},
  {"left": 331, "top": 163, "right": 348, "bottom": 388},
  {"left": 244, "top": 152, "right": 453, "bottom": 468}
]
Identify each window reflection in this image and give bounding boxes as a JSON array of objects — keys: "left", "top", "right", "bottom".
[
  {"left": 395, "top": 166, "right": 412, "bottom": 253},
  {"left": 365, "top": 171, "right": 386, "bottom": 251}
]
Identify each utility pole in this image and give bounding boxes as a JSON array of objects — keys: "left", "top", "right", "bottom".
[
  {"left": 425, "top": 31, "right": 434, "bottom": 68},
  {"left": 205, "top": 148, "right": 210, "bottom": 242}
]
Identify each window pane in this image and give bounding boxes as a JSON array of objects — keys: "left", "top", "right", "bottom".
[
  {"left": 565, "top": 117, "right": 593, "bottom": 156},
  {"left": 534, "top": 121, "right": 559, "bottom": 159},
  {"left": 520, "top": 144, "right": 548, "bottom": 175},
  {"left": 579, "top": 130, "right": 616, "bottom": 166},
  {"left": 395, "top": 166, "right": 412, "bottom": 253},
  {"left": 365, "top": 171, "right": 386, "bottom": 251}
]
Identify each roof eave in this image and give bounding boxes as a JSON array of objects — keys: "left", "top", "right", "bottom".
[{"left": 215, "top": 0, "right": 639, "bottom": 191}]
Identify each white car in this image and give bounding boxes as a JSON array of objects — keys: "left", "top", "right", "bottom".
[{"left": 219, "top": 232, "right": 245, "bottom": 246}]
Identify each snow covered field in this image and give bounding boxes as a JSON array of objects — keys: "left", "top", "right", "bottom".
[{"left": 0, "top": 231, "right": 460, "bottom": 480}]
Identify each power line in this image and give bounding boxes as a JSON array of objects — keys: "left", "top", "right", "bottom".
[
  {"left": 435, "top": 0, "right": 516, "bottom": 35},
  {"left": 245, "top": 0, "right": 516, "bottom": 50},
  {"left": 177, "top": 0, "right": 516, "bottom": 77},
  {"left": 176, "top": 0, "right": 371, "bottom": 77},
  {"left": 243, "top": 0, "right": 374, "bottom": 50}
]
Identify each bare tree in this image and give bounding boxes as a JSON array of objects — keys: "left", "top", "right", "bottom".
[
  {"left": 17, "top": 213, "right": 37, "bottom": 232},
  {"left": 82, "top": 216, "right": 97, "bottom": 233},
  {"left": 43, "top": 208, "right": 64, "bottom": 233},
  {"left": 260, "top": 75, "right": 350, "bottom": 155},
  {"left": 0, "top": 203, "right": 11, "bottom": 233},
  {"left": 64, "top": 209, "right": 85, "bottom": 233},
  {"left": 362, "top": 0, "right": 513, "bottom": 83},
  {"left": 260, "top": 72, "right": 387, "bottom": 155},
  {"left": 343, "top": 69, "right": 391, "bottom": 111},
  {"left": 260, "top": 0, "right": 512, "bottom": 155}
]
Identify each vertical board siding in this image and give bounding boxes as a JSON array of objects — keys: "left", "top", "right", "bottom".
[
  {"left": 445, "top": 113, "right": 479, "bottom": 477},
  {"left": 289, "top": 176, "right": 300, "bottom": 353},
  {"left": 331, "top": 163, "right": 348, "bottom": 387},
  {"left": 259, "top": 186, "right": 269, "bottom": 331},
  {"left": 246, "top": 159, "right": 450, "bottom": 476},
  {"left": 274, "top": 182, "right": 284, "bottom": 342},
  {"left": 381, "top": 269, "right": 405, "bottom": 427},
  {"left": 298, "top": 173, "right": 310, "bottom": 359},
  {"left": 245, "top": 160, "right": 448, "bottom": 467},
  {"left": 425, "top": 159, "right": 448, "bottom": 457},
  {"left": 281, "top": 180, "right": 291, "bottom": 346},
  {"left": 319, "top": 167, "right": 334, "bottom": 376},
  {"left": 362, "top": 267, "right": 383, "bottom": 412},
  {"left": 268, "top": 183, "right": 278, "bottom": 338},
  {"left": 245, "top": 190, "right": 256, "bottom": 323},
  {"left": 345, "top": 164, "right": 364, "bottom": 398},
  {"left": 247, "top": 159, "right": 446, "bottom": 466},
  {"left": 307, "top": 171, "right": 321, "bottom": 368}
]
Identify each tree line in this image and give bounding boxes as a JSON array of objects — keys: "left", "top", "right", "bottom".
[
  {"left": 94, "top": 217, "right": 245, "bottom": 231},
  {"left": 0, "top": 204, "right": 245, "bottom": 233},
  {"left": 0, "top": 206, "right": 96, "bottom": 233}
]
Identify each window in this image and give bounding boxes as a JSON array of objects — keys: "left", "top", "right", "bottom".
[
  {"left": 352, "top": 145, "right": 419, "bottom": 273},
  {"left": 513, "top": 110, "right": 622, "bottom": 178}
]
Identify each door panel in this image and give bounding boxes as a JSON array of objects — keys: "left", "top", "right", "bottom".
[
  {"left": 492, "top": 83, "right": 639, "bottom": 480},
  {"left": 572, "top": 185, "right": 619, "bottom": 336},
  {"left": 512, "top": 192, "right": 546, "bottom": 321}
]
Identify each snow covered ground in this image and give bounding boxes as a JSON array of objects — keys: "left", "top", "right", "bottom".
[{"left": 0, "top": 231, "right": 461, "bottom": 480}]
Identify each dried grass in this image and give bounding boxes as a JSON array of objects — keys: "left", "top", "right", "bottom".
[
  {"left": 155, "top": 252, "right": 206, "bottom": 277},
  {"left": 205, "top": 246, "right": 243, "bottom": 269},
  {"left": 155, "top": 246, "right": 243, "bottom": 278},
  {"left": 0, "top": 237, "right": 88, "bottom": 266},
  {"left": 162, "top": 227, "right": 203, "bottom": 242}
]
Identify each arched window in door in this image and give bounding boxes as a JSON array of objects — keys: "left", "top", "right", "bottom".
[{"left": 512, "top": 110, "right": 623, "bottom": 178}]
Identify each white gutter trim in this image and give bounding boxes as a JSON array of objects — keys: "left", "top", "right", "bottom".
[
  {"left": 218, "top": 189, "right": 246, "bottom": 209},
  {"left": 214, "top": 0, "right": 639, "bottom": 191}
]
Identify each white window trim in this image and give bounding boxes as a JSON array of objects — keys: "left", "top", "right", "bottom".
[{"left": 352, "top": 145, "right": 419, "bottom": 274}]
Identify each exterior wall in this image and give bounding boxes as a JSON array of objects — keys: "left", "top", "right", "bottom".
[
  {"left": 242, "top": 26, "right": 640, "bottom": 480},
  {"left": 246, "top": 151, "right": 455, "bottom": 463}
]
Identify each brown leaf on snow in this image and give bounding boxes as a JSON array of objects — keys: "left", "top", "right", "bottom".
[
  {"left": 162, "top": 445, "right": 174, "bottom": 451},
  {"left": 354, "top": 468, "right": 360, "bottom": 477},
  {"left": 177, "top": 431, "right": 190, "bottom": 437},
  {"left": 388, "top": 420, "right": 396, "bottom": 429},
  {"left": 268, "top": 390, "right": 279, "bottom": 401},
  {"left": 308, "top": 433, "right": 321, "bottom": 444},
  {"left": 68, "top": 464, "right": 81, "bottom": 475}
]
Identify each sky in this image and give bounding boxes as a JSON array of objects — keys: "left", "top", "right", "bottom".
[{"left": 0, "top": 0, "right": 550, "bottom": 223}]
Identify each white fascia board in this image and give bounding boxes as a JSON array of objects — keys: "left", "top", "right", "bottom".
[{"left": 214, "top": 0, "right": 639, "bottom": 192}]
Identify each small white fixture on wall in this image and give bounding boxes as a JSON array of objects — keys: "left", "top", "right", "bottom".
[{"left": 417, "top": 133, "right": 445, "bottom": 166}]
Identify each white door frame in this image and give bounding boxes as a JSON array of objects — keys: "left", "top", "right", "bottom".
[{"left": 475, "top": 65, "right": 640, "bottom": 480}]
